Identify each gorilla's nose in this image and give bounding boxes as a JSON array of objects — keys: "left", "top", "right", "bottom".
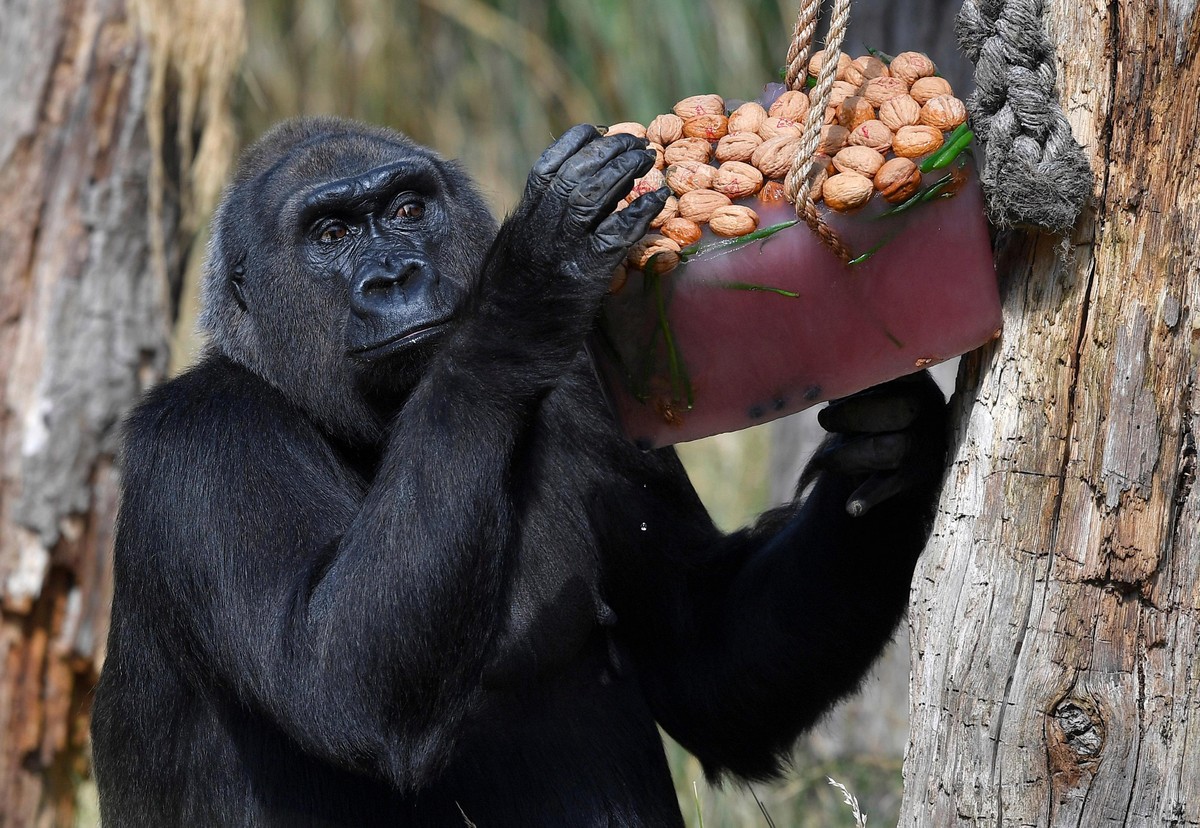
[{"left": 350, "top": 258, "right": 432, "bottom": 316}]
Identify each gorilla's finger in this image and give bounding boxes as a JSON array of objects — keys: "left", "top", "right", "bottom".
[
  {"left": 818, "top": 388, "right": 923, "bottom": 434},
  {"left": 845, "top": 472, "right": 911, "bottom": 516},
  {"left": 549, "top": 134, "right": 648, "bottom": 201},
  {"left": 524, "top": 125, "right": 600, "bottom": 200},
  {"left": 811, "top": 432, "right": 910, "bottom": 475},
  {"left": 592, "top": 187, "right": 671, "bottom": 258},
  {"left": 564, "top": 149, "right": 656, "bottom": 235}
]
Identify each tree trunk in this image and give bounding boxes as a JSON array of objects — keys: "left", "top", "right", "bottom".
[
  {"left": 0, "top": 1, "right": 240, "bottom": 824},
  {"left": 901, "top": 0, "right": 1200, "bottom": 824}
]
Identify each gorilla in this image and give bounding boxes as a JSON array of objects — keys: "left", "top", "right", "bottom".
[{"left": 91, "top": 117, "right": 948, "bottom": 827}]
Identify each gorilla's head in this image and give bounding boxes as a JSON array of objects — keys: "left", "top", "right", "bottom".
[{"left": 201, "top": 117, "right": 497, "bottom": 441}]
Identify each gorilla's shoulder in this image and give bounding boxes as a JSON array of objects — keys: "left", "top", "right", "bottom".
[{"left": 122, "top": 353, "right": 302, "bottom": 456}]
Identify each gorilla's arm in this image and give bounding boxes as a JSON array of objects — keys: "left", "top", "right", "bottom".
[
  {"left": 603, "top": 373, "right": 948, "bottom": 781},
  {"left": 114, "top": 129, "right": 667, "bottom": 790}
]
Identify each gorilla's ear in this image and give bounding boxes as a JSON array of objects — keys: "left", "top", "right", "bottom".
[{"left": 198, "top": 217, "right": 250, "bottom": 346}]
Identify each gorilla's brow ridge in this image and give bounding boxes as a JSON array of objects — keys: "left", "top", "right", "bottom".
[{"left": 298, "top": 159, "right": 442, "bottom": 223}]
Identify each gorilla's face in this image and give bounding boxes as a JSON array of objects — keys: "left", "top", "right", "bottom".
[
  {"left": 201, "top": 119, "right": 497, "bottom": 441},
  {"left": 297, "top": 156, "right": 465, "bottom": 361}
]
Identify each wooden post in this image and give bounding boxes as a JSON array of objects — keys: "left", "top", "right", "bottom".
[
  {"left": 900, "top": 0, "right": 1200, "bottom": 824},
  {"left": 0, "top": 1, "right": 240, "bottom": 823}
]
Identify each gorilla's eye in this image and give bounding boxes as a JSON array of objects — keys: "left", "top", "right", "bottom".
[
  {"left": 317, "top": 221, "right": 350, "bottom": 244},
  {"left": 396, "top": 200, "right": 425, "bottom": 221}
]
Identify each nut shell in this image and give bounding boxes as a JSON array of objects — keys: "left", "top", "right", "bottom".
[
  {"left": 708, "top": 205, "right": 759, "bottom": 237},
  {"left": 663, "top": 137, "right": 713, "bottom": 166},
  {"left": 888, "top": 51, "right": 937, "bottom": 86},
  {"left": 874, "top": 157, "right": 922, "bottom": 203},
  {"left": 715, "top": 131, "right": 763, "bottom": 163},
  {"left": 817, "top": 124, "right": 850, "bottom": 155},
  {"left": 727, "top": 101, "right": 768, "bottom": 134},
  {"left": 677, "top": 188, "right": 733, "bottom": 223},
  {"left": 758, "top": 116, "right": 803, "bottom": 141},
  {"left": 877, "top": 95, "right": 922, "bottom": 131},
  {"left": 673, "top": 94, "right": 725, "bottom": 119},
  {"left": 808, "top": 50, "right": 852, "bottom": 80},
  {"left": 628, "top": 168, "right": 666, "bottom": 199},
  {"left": 920, "top": 95, "right": 968, "bottom": 130},
  {"left": 768, "top": 90, "right": 810, "bottom": 122},
  {"left": 751, "top": 135, "right": 804, "bottom": 179},
  {"left": 843, "top": 55, "right": 889, "bottom": 87},
  {"left": 863, "top": 76, "right": 909, "bottom": 107},
  {"left": 822, "top": 80, "right": 860, "bottom": 111},
  {"left": 909, "top": 76, "right": 953, "bottom": 105},
  {"left": 713, "top": 161, "right": 765, "bottom": 199},
  {"left": 627, "top": 235, "right": 681, "bottom": 275},
  {"left": 892, "top": 124, "right": 944, "bottom": 157},
  {"left": 664, "top": 161, "right": 717, "bottom": 195},
  {"left": 836, "top": 96, "right": 876, "bottom": 130},
  {"left": 682, "top": 113, "right": 730, "bottom": 141},
  {"left": 649, "top": 195, "right": 679, "bottom": 228},
  {"left": 606, "top": 121, "right": 647, "bottom": 138},
  {"left": 647, "top": 141, "right": 666, "bottom": 169},
  {"left": 647, "top": 113, "right": 685, "bottom": 146},
  {"left": 848, "top": 119, "right": 894, "bottom": 152},
  {"left": 832, "top": 145, "right": 886, "bottom": 177},
  {"left": 821, "top": 171, "right": 874, "bottom": 211},
  {"left": 757, "top": 180, "right": 788, "bottom": 205},
  {"left": 661, "top": 217, "right": 703, "bottom": 247}
]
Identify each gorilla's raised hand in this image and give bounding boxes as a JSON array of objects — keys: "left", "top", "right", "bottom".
[
  {"left": 811, "top": 371, "right": 948, "bottom": 516},
  {"left": 487, "top": 126, "right": 669, "bottom": 309}
]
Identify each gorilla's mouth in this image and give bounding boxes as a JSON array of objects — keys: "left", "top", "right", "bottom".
[{"left": 348, "top": 317, "right": 455, "bottom": 360}]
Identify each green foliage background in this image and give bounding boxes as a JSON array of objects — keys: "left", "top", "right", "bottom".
[{"left": 212, "top": 2, "right": 905, "bottom": 825}]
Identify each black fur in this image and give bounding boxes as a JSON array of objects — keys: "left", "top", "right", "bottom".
[{"left": 91, "top": 117, "right": 948, "bottom": 827}]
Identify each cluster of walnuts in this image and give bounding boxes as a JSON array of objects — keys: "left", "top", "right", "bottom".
[{"left": 604, "top": 50, "right": 967, "bottom": 280}]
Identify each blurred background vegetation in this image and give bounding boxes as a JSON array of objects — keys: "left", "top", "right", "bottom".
[{"left": 154, "top": 1, "right": 970, "bottom": 824}]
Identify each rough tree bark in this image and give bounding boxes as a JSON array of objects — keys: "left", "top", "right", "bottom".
[
  {"left": 901, "top": 0, "right": 1200, "bottom": 824},
  {"left": 0, "top": 1, "right": 240, "bottom": 824}
]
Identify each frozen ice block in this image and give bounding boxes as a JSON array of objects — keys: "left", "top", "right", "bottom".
[{"left": 591, "top": 157, "right": 1000, "bottom": 448}]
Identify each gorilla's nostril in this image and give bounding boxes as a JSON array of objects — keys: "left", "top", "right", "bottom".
[{"left": 361, "top": 274, "right": 403, "bottom": 295}]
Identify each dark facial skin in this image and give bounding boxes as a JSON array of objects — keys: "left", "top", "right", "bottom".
[{"left": 297, "top": 159, "right": 460, "bottom": 360}]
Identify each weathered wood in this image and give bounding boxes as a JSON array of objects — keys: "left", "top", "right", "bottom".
[
  {"left": 0, "top": 1, "right": 240, "bottom": 823},
  {"left": 900, "top": 0, "right": 1200, "bottom": 823}
]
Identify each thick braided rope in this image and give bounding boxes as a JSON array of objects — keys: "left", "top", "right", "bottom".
[
  {"left": 782, "top": 0, "right": 854, "bottom": 263},
  {"left": 956, "top": 0, "right": 1091, "bottom": 232}
]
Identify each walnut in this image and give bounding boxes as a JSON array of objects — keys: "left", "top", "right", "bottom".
[
  {"left": 714, "top": 131, "right": 763, "bottom": 164},
  {"left": 673, "top": 94, "right": 725, "bottom": 119},
  {"left": 627, "top": 235, "right": 682, "bottom": 275},
  {"left": 843, "top": 56, "right": 889, "bottom": 87},
  {"left": 892, "top": 124, "right": 944, "bottom": 157},
  {"left": 874, "top": 157, "right": 922, "bottom": 203},
  {"left": 649, "top": 195, "right": 680, "bottom": 228},
  {"left": 909, "top": 76, "right": 953, "bottom": 105},
  {"left": 768, "top": 90, "right": 810, "bottom": 122},
  {"left": 682, "top": 114, "right": 730, "bottom": 142},
  {"left": 888, "top": 51, "right": 937, "bottom": 86},
  {"left": 877, "top": 95, "right": 922, "bottom": 131},
  {"left": 663, "top": 137, "right": 713, "bottom": 166},
  {"left": 848, "top": 119, "right": 894, "bottom": 152},
  {"left": 836, "top": 96, "right": 876, "bottom": 130},
  {"left": 751, "top": 135, "right": 804, "bottom": 179},
  {"left": 832, "top": 145, "right": 886, "bottom": 178},
  {"left": 713, "top": 161, "right": 765, "bottom": 199},
  {"left": 817, "top": 124, "right": 850, "bottom": 155},
  {"left": 708, "top": 205, "right": 760, "bottom": 237},
  {"left": 920, "top": 95, "right": 968, "bottom": 131},
  {"left": 758, "top": 116, "right": 804, "bottom": 141},
  {"left": 863, "top": 76, "right": 909, "bottom": 107},
  {"left": 661, "top": 217, "right": 703, "bottom": 247},
  {"left": 677, "top": 188, "right": 733, "bottom": 223},
  {"left": 727, "top": 101, "right": 768, "bottom": 135},
  {"left": 646, "top": 113, "right": 685, "bottom": 146},
  {"left": 605, "top": 121, "right": 646, "bottom": 138},
  {"left": 664, "top": 161, "right": 717, "bottom": 195},
  {"left": 821, "top": 172, "right": 874, "bottom": 211}
]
